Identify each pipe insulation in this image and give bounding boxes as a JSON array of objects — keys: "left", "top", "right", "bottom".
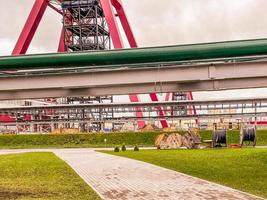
[{"left": 1, "top": 38, "right": 267, "bottom": 70}]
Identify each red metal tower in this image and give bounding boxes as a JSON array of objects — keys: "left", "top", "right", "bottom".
[{"left": 12, "top": 0, "right": 195, "bottom": 130}]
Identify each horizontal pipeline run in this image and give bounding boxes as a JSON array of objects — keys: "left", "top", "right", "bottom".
[{"left": 1, "top": 38, "right": 267, "bottom": 70}]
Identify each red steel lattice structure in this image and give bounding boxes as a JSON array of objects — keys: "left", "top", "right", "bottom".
[{"left": 12, "top": 0, "right": 196, "bottom": 129}]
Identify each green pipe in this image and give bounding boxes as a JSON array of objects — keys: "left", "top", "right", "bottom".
[{"left": 1, "top": 38, "right": 267, "bottom": 70}]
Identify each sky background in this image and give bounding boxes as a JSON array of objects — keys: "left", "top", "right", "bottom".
[{"left": 1, "top": 0, "right": 267, "bottom": 100}]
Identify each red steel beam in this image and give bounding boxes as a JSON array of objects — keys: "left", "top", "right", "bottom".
[
  {"left": 47, "top": 2, "right": 63, "bottom": 15},
  {"left": 111, "top": 0, "right": 122, "bottom": 8},
  {"left": 187, "top": 92, "right": 198, "bottom": 121},
  {"left": 128, "top": 95, "right": 146, "bottom": 129},
  {"left": 100, "top": 0, "right": 124, "bottom": 48},
  {"left": 186, "top": 92, "right": 198, "bottom": 125},
  {"left": 12, "top": 0, "right": 49, "bottom": 55},
  {"left": 111, "top": 0, "right": 137, "bottom": 48},
  {"left": 101, "top": 0, "right": 147, "bottom": 128},
  {"left": 164, "top": 93, "right": 171, "bottom": 115},
  {"left": 111, "top": 0, "right": 168, "bottom": 128},
  {"left": 149, "top": 93, "right": 169, "bottom": 128},
  {"left": 165, "top": 93, "right": 175, "bottom": 116},
  {"left": 11, "top": 0, "right": 49, "bottom": 124},
  {"left": 13, "top": 0, "right": 168, "bottom": 129}
]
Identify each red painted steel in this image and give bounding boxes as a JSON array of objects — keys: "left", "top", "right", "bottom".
[
  {"left": 47, "top": 2, "right": 63, "bottom": 15},
  {"left": 0, "top": 115, "right": 15, "bottom": 122},
  {"left": 149, "top": 93, "right": 169, "bottom": 128},
  {"left": 187, "top": 92, "right": 198, "bottom": 124},
  {"left": 165, "top": 93, "right": 176, "bottom": 116},
  {"left": 100, "top": 0, "right": 124, "bottom": 48},
  {"left": 12, "top": 0, "right": 48, "bottom": 55},
  {"left": 187, "top": 92, "right": 196, "bottom": 115},
  {"left": 111, "top": 0, "right": 122, "bottom": 8},
  {"left": 165, "top": 93, "right": 171, "bottom": 102},
  {"left": 110, "top": 0, "right": 168, "bottom": 128},
  {"left": 112, "top": 0, "right": 137, "bottom": 48},
  {"left": 100, "top": 0, "right": 148, "bottom": 129},
  {"left": 128, "top": 95, "right": 146, "bottom": 129},
  {"left": 128, "top": 94, "right": 147, "bottom": 128},
  {"left": 0, "top": 115, "right": 31, "bottom": 122},
  {"left": 164, "top": 93, "right": 171, "bottom": 115},
  {"left": 250, "top": 121, "right": 267, "bottom": 125},
  {"left": 11, "top": 0, "right": 49, "bottom": 123},
  {"left": 13, "top": 0, "right": 169, "bottom": 129}
]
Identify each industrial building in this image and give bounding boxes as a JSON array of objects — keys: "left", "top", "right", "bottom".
[{"left": 1, "top": 0, "right": 267, "bottom": 134}]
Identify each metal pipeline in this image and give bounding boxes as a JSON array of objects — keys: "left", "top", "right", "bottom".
[{"left": 2, "top": 38, "right": 267, "bottom": 70}]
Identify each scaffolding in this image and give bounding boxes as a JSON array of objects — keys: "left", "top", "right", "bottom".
[
  {"left": 1, "top": 98, "right": 267, "bottom": 133},
  {"left": 61, "top": 0, "right": 113, "bottom": 131},
  {"left": 173, "top": 92, "right": 188, "bottom": 116},
  {"left": 63, "top": 96, "right": 114, "bottom": 132},
  {"left": 62, "top": 0, "right": 111, "bottom": 51}
]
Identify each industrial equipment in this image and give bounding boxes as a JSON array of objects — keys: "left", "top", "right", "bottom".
[
  {"left": 212, "top": 129, "right": 227, "bottom": 148},
  {"left": 2, "top": 38, "right": 267, "bottom": 70},
  {"left": 240, "top": 126, "right": 257, "bottom": 147}
]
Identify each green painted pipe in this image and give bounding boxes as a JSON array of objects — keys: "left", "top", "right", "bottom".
[{"left": 1, "top": 38, "right": 267, "bottom": 70}]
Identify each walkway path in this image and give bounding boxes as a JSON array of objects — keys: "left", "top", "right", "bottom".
[{"left": 0, "top": 149, "right": 264, "bottom": 200}]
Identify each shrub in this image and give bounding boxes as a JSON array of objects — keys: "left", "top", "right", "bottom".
[
  {"left": 0, "top": 132, "right": 161, "bottom": 149},
  {"left": 134, "top": 146, "right": 139, "bottom": 151},
  {"left": 121, "top": 144, "right": 126, "bottom": 151},
  {"left": 114, "top": 146, "right": 120, "bottom": 152}
]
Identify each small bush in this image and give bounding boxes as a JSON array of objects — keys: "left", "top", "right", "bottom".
[
  {"left": 0, "top": 132, "right": 161, "bottom": 149},
  {"left": 134, "top": 146, "right": 139, "bottom": 151},
  {"left": 121, "top": 144, "right": 126, "bottom": 151},
  {"left": 114, "top": 146, "right": 120, "bottom": 152}
]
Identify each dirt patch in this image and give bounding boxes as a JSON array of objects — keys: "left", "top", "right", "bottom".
[
  {"left": 0, "top": 190, "right": 56, "bottom": 200},
  {"left": 0, "top": 191, "right": 32, "bottom": 200}
]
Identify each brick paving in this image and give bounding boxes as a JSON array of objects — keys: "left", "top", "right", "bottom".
[{"left": 1, "top": 149, "right": 265, "bottom": 200}]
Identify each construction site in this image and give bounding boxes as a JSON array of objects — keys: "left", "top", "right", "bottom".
[
  {"left": 1, "top": 1, "right": 267, "bottom": 200},
  {"left": 1, "top": 0, "right": 267, "bottom": 135}
]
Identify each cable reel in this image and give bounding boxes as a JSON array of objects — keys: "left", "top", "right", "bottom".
[
  {"left": 212, "top": 129, "right": 227, "bottom": 148},
  {"left": 240, "top": 126, "right": 256, "bottom": 147}
]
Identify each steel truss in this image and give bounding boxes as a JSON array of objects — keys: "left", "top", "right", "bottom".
[
  {"left": 62, "top": 0, "right": 111, "bottom": 51},
  {"left": 11, "top": 0, "right": 194, "bottom": 130},
  {"left": 0, "top": 97, "right": 266, "bottom": 133}
]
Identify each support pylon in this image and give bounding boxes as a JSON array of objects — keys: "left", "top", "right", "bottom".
[{"left": 12, "top": 0, "right": 170, "bottom": 129}]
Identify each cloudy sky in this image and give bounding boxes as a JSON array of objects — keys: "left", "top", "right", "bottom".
[
  {"left": 2, "top": 0, "right": 267, "bottom": 54},
  {"left": 1, "top": 0, "right": 267, "bottom": 99}
]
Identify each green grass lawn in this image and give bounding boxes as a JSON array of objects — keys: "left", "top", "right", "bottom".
[
  {"left": 102, "top": 148, "right": 267, "bottom": 198},
  {"left": 0, "top": 153, "right": 101, "bottom": 200},
  {"left": 0, "top": 130, "right": 266, "bottom": 149},
  {"left": 0, "top": 132, "right": 159, "bottom": 149}
]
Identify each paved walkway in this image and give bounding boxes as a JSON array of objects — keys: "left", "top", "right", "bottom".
[{"left": 0, "top": 149, "right": 264, "bottom": 200}]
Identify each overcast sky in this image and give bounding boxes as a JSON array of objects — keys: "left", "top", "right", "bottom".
[
  {"left": 1, "top": 0, "right": 267, "bottom": 99},
  {"left": 1, "top": 0, "right": 267, "bottom": 54}
]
